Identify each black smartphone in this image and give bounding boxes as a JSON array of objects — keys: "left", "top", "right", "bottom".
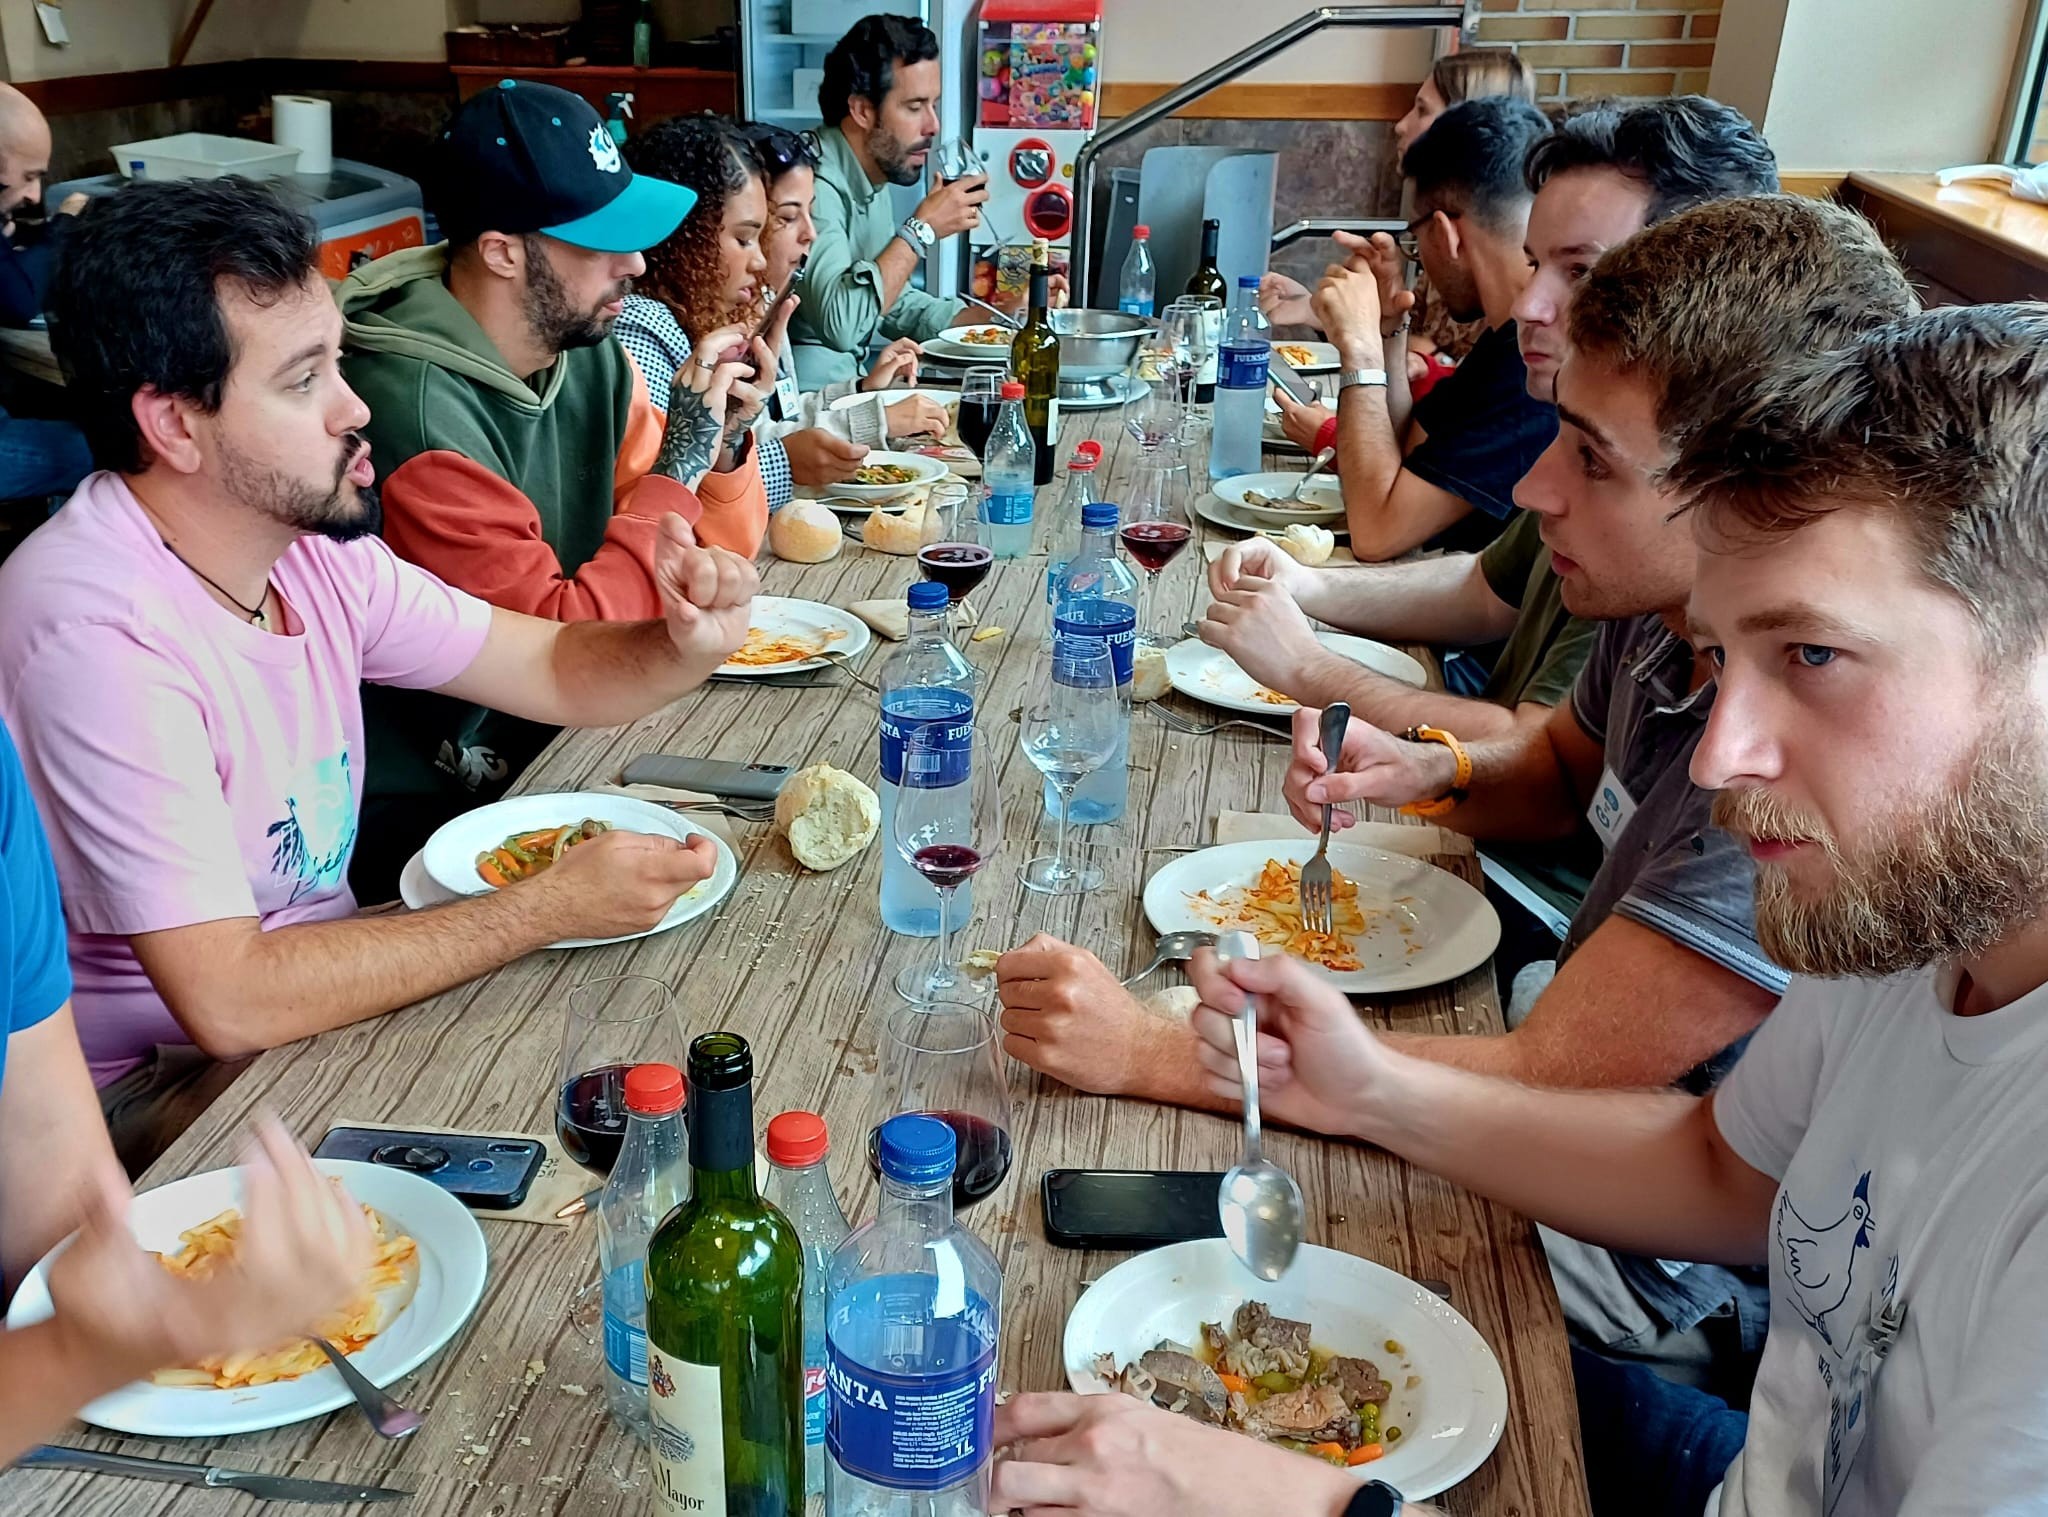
[
  {"left": 1042, "top": 1169, "right": 1228, "bottom": 1251},
  {"left": 314, "top": 1127, "right": 547, "bottom": 1210},
  {"left": 1268, "top": 351, "right": 1320, "bottom": 406},
  {"left": 620, "top": 754, "right": 793, "bottom": 800}
]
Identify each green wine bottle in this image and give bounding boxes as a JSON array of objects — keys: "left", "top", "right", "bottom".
[
  {"left": 646, "top": 1033, "right": 804, "bottom": 1517},
  {"left": 1011, "top": 242, "right": 1061, "bottom": 487},
  {"left": 1185, "top": 218, "right": 1227, "bottom": 405}
]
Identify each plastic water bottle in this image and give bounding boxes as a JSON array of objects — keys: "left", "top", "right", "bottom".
[
  {"left": 1211, "top": 275, "right": 1271, "bottom": 481},
  {"left": 598, "top": 1062, "right": 689, "bottom": 1439},
  {"left": 765, "top": 1111, "right": 853, "bottom": 1500},
  {"left": 879, "top": 581, "right": 977, "bottom": 936},
  {"left": 1047, "top": 500, "right": 1135, "bottom": 825},
  {"left": 1118, "top": 225, "right": 1156, "bottom": 317},
  {"left": 1044, "top": 440, "right": 1104, "bottom": 620},
  {"left": 825, "top": 1115, "right": 1002, "bottom": 1517},
  {"left": 982, "top": 380, "right": 1036, "bottom": 559}
]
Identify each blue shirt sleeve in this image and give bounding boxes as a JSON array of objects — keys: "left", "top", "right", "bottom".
[{"left": 0, "top": 717, "right": 69, "bottom": 1036}]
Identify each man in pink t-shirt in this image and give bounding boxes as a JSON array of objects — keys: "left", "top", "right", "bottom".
[{"left": 0, "top": 178, "right": 757, "bottom": 1174}]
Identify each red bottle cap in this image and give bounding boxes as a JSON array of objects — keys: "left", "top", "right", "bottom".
[
  {"left": 624, "top": 1062, "right": 686, "bottom": 1116},
  {"left": 1132, "top": 224, "right": 1149, "bottom": 238},
  {"left": 767, "top": 1110, "right": 829, "bottom": 1166},
  {"left": 1069, "top": 439, "right": 1103, "bottom": 470},
  {"left": 1000, "top": 380, "right": 1026, "bottom": 400}
]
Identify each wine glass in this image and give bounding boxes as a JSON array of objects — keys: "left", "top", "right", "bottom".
[
  {"left": 1162, "top": 296, "right": 1218, "bottom": 444},
  {"left": 1120, "top": 447, "right": 1193, "bottom": 648},
  {"left": 1020, "top": 637, "right": 1119, "bottom": 894},
  {"left": 865, "top": 1002, "right": 1015, "bottom": 1211},
  {"left": 917, "top": 481, "right": 992, "bottom": 630},
  {"left": 957, "top": 365, "right": 1007, "bottom": 460},
  {"left": 1122, "top": 341, "right": 1180, "bottom": 452},
  {"left": 556, "top": 976, "right": 680, "bottom": 1179},
  {"left": 934, "top": 136, "right": 994, "bottom": 241},
  {"left": 892, "top": 727, "right": 999, "bottom": 1005}
]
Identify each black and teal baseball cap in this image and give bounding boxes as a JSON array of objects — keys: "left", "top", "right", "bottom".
[{"left": 434, "top": 78, "right": 696, "bottom": 253}]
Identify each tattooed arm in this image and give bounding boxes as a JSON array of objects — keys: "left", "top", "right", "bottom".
[{"left": 656, "top": 324, "right": 768, "bottom": 487}]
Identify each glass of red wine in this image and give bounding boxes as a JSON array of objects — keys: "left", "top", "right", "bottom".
[
  {"left": 555, "top": 975, "right": 679, "bottom": 1179},
  {"left": 917, "top": 480, "right": 993, "bottom": 635},
  {"left": 956, "top": 366, "right": 1006, "bottom": 460},
  {"left": 1120, "top": 445, "right": 1194, "bottom": 647},
  {"left": 891, "top": 725, "right": 999, "bottom": 1005},
  {"left": 867, "top": 1003, "right": 1015, "bottom": 1211}
]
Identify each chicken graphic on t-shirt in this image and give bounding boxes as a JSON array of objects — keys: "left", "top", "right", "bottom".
[{"left": 1776, "top": 1171, "right": 1875, "bottom": 1351}]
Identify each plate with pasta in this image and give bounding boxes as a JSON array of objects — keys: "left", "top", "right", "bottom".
[
  {"left": 716, "top": 596, "right": 873, "bottom": 676},
  {"left": 1163, "top": 634, "right": 1427, "bottom": 717},
  {"left": 4, "top": 1159, "right": 487, "bottom": 1436},
  {"left": 1142, "top": 840, "right": 1498, "bottom": 994}
]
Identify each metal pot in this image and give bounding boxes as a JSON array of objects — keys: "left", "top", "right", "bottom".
[{"left": 1051, "top": 308, "right": 1152, "bottom": 381}]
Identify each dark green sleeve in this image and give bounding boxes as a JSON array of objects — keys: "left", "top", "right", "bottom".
[
  {"left": 1518, "top": 612, "right": 1599, "bottom": 710},
  {"left": 1478, "top": 510, "right": 1542, "bottom": 609}
]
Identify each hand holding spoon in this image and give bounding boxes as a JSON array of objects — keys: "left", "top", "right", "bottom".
[{"left": 1213, "top": 930, "right": 1306, "bottom": 1281}]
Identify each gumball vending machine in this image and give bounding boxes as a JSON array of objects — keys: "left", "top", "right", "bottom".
[{"left": 969, "top": 0, "right": 1103, "bottom": 315}]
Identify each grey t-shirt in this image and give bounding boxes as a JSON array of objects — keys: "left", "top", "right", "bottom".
[{"left": 1561, "top": 615, "right": 1789, "bottom": 1001}]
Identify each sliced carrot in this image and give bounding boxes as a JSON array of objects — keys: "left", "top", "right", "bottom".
[
  {"left": 477, "top": 859, "right": 512, "bottom": 888},
  {"left": 1308, "top": 1443, "right": 1348, "bottom": 1464},
  {"left": 1347, "top": 1444, "right": 1386, "bottom": 1466},
  {"left": 1217, "top": 1373, "right": 1250, "bottom": 1395}
]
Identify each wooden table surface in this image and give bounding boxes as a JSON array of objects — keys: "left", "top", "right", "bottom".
[{"left": 10, "top": 401, "right": 1589, "bottom": 1517}]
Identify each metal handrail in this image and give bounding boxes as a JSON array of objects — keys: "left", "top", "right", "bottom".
[
  {"left": 1072, "top": 3, "right": 1474, "bottom": 297},
  {"left": 1272, "top": 216, "right": 1405, "bottom": 251}
]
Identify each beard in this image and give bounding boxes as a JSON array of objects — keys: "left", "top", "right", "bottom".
[
  {"left": 869, "top": 124, "right": 931, "bottom": 188},
  {"left": 218, "top": 429, "right": 380, "bottom": 543},
  {"left": 522, "top": 235, "right": 630, "bottom": 352},
  {"left": 1712, "top": 708, "right": 2048, "bottom": 978}
]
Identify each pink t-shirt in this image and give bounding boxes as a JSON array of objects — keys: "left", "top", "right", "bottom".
[{"left": 0, "top": 472, "right": 494, "bottom": 1085}]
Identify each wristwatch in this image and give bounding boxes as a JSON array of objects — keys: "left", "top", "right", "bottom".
[
  {"left": 1343, "top": 1480, "right": 1404, "bottom": 1517},
  {"left": 1399, "top": 724, "right": 1470, "bottom": 818},
  {"left": 897, "top": 215, "right": 936, "bottom": 251},
  {"left": 1336, "top": 368, "right": 1389, "bottom": 394}
]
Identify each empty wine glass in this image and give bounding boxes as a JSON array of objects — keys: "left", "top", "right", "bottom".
[
  {"left": 893, "top": 726, "right": 999, "bottom": 1005},
  {"left": 1161, "top": 296, "right": 1218, "bottom": 444},
  {"left": 1020, "top": 637, "right": 1119, "bottom": 894},
  {"left": 1121, "top": 448, "right": 1193, "bottom": 648},
  {"left": 864, "top": 1003, "right": 1015, "bottom": 1211},
  {"left": 1122, "top": 345, "right": 1180, "bottom": 452}
]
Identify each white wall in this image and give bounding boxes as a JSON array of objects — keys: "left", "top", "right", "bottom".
[
  {"left": 1710, "top": 0, "right": 2030, "bottom": 169},
  {"left": 1, "top": 0, "right": 479, "bottom": 79},
  {"left": 1102, "top": 0, "right": 1436, "bottom": 87}
]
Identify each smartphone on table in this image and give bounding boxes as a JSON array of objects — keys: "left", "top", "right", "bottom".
[
  {"left": 619, "top": 754, "right": 792, "bottom": 801},
  {"left": 1042, "top": 1169, "right": 1229, "bottom": 1250},
  {"left": 315, "top": 1126, "right": 547, "bottom": 1210}
]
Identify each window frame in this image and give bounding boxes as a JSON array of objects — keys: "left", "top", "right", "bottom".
[{"left": 1998, "top": 0, "right": 2048, "bottom": 165}]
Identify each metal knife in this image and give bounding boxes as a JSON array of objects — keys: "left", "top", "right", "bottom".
[{"left": 18, "top": 1445, "right": 408, "bottom": 1503}]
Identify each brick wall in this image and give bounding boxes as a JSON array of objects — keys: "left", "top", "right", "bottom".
[{"left": 1475, "top": 0, "right": 1721, "bottom": 105}]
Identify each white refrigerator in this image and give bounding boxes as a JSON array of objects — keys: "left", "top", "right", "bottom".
[{"left": 736, "top": 0, "right": 978, "bottom": 302}]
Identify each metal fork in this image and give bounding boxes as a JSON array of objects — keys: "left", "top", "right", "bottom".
[
  {"left": 312, "top": 1336, "right": 422, "bottom": 1439},
  {"left": 659, "top": 798, "right": 777, "bottom": 823},
  {"left": 1148, "top": 703, "right": 1291, "bottom": 740},
  {"left": 1298, "top": 702, "right": 1350, "bottom": 934}
]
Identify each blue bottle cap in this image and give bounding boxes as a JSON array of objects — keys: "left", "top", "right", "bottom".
[
  {"left": 907, "top": 581, "right": 950, "bottom": 612},
  {"left": 1238, "top": 275, "right": 1260, "bottom": 287},
  {"left": 878, "top": 1113, "right": 957, "bottom": 1185},
  {"left": 1081, "top": 500, "right": 1119, "bottom": 530}
]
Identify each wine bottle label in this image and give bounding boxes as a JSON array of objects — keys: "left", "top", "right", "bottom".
[
  {"left": 825, "top": 1305, "right": 997, "bottom": 1490},
  {"left": 1198, "top": 309, "right": 1223, "bottom": 385},
  {"left": 984, "top": 485, "right": 1034, "bottom": 527},
  {"left": 648, "top": 1346, "right": 727, "bottom": 1517},
  {"left": 1053, "top": 601, "right": 1136, "bottom": 686},
  {"left": 879, "top": 690, "right": 974, "bottom": 788}
]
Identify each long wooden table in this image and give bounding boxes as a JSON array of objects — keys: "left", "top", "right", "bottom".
[{"left": 12, "top": 403, "right": 1590, "bottom": 1516}]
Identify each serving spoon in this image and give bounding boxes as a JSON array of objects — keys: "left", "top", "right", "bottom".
[{"left": 1214, "top": 930, "right": 1306, "bottom": 1282}]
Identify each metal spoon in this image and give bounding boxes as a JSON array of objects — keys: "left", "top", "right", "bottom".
[
  {"left": 1121, "top": 929, "right": 1218, "bottom": 987},
  {"left": 1289, "top": 446, "right": 1337, "bottom": 502},
  {"left": 312, "top": 1337, "right": 423, "bottom": 1439},
  {"left": 957, "top": 294, "right": 1023, "bottom": 330},
  {"left": 1214, "top": 930, "right": 1306, "bottom": 1282}
]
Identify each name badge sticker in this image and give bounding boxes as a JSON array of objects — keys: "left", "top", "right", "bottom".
[{"left": 1586, "top": 765, "right": 1637, "bottom": 851}]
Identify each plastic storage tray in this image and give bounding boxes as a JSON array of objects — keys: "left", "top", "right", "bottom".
[{"left": 110, "top": 134, "right": 301, "bottom": 182}]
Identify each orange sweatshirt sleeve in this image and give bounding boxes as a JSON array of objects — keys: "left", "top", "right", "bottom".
[
  {"left": 616, "top": 382, "right": 770, "bottom": 558},
  {"left": 380, "top": 449, "right": 676, "bottom": 622}
]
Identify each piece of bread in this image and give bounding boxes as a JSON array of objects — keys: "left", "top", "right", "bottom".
[
  {"left": 1274, "top": 524, "right": 1335, "bottom": 566},
  {"left": 862, "top": 500, "right": 929, "bottom": 555},
  {"left": 769, "top": 499, "right": 844, "bottom": 563},
  {"left": 773, "top": 764, "right": 880, "bottom": 871},
  {"left": 1132, "top": 643, "right": 1171, "bottom": 702}
]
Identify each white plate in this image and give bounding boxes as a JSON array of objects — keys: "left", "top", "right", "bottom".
[
  {"left": 1164, "top": 634, "right": 1425, "bottom": 717},
  {"left": 5, "top": 1160, "right": 487, "bottom": 1438},
  {"left": 1065, "top": 1240, "right": 1506, "bottom": 1501},
  {"left": 1196, "top": 491, "right": 1347, "bottom": 539},
  {"left": 420, "top": 791, "right": 738, "bottom": 948},
  {"left": 824, "top": 449, "right": 950, "bottom": 503},
  {"left": 717, "top": 596, "right": 873, "bottom": 674},
  {"left": 1272, "top": 340, "right": 1342, "bottom": 373},
  {"left": 1211, "top": 472, "right": 1345, "bottom": 526},
  {"left": 1143, "top": 837, "right": 1499, "bottom": 995},
  {"left": 927, "top": 324, "right": 1018, "bottom": 361}
]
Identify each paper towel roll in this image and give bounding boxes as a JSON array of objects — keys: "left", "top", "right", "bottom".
[{"left": 272, "top": 95, "right": 331, "bottom": 176}]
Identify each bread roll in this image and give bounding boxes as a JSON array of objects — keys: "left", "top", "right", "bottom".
[
  {"left": 1275, "top": 524, "right": 1335, "bottom": 566},
  {"left": 773, "top": 764, "right": 879, "bottom": 871},
  {"left": 1131, "top": 643, "right": 1170, "bottom": 702},
  {"left": 769, "top": 499, "right": 844, "bottom": 562},
  {"left": 861, "top": 501, "right": 928, "bottom": 555}
]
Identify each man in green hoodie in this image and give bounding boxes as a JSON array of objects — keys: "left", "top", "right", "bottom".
[{"left": 340, "top": 80, "right": 771, "bottom": 898}]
